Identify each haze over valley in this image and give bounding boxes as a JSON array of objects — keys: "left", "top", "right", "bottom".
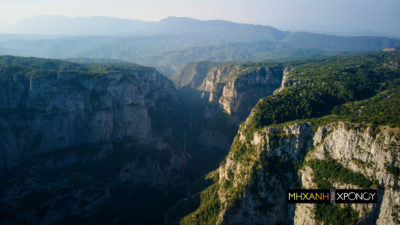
[{"left": 1, "top": 15, "right": 400, "bottom": 77}]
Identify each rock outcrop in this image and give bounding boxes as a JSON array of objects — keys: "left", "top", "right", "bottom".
[
  {"left": 0, "top": 69, "right": 179, "bottom": 168},
  {"left": 0, "top": 57, "right": 187, "bottom": 224},
  {"left": 199, "top": 64, "right": 283, "bottom": 124},
  {"left": 196, "top": 120, "right": 400, "bottom": 225},
  {"left": 296, "top": 123, "right": 400, "bottom": 225},
  {"left": 177, "top": 49, "right": 400, "bottom": 225},
  {"left": 273, "top": 66, "right": 312, "bottom": 94}
]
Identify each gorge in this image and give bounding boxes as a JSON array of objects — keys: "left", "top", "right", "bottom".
[{"left": 0, "top": 48, "right": 399, "bottom": 225}]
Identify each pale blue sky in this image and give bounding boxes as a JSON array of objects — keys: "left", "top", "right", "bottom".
[{"left": 1, "top": 0, "right": 399, "bottom": 36}]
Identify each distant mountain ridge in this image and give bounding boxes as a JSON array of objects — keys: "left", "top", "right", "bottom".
[
  {"left": 4, "top": 15, "right": 399, "bottom": 45},
  {"left": 2, "top": 15, "right": 286, "bottom": 42},
  {"left": 1, "top": 16, "right": 400, "bottom": 77}
]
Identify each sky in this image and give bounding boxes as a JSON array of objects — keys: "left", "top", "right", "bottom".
[{"left": 0, "top": 0, "right": 399, "bottom": 36}]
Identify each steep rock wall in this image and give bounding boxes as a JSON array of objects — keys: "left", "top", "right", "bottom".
[
  {"left": 0, "top": 65, "right": 188, "bottom": 224},
  {"left": 0, "top": 70, "right": 178, "bottom": 168},
  {"left": 199, "top": 64, "right": 283, "bottom": 124},
  {"left": 193, "top": 121, "right": 399, "bottom": 225}
]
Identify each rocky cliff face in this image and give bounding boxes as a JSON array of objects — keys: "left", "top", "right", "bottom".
[
  {"left": 216, "top": 123, "right": 313, "bottom": 225},
  {"left": 176, "top": 50, "right": 400, "bottom": 225},
  {"left": 0, "top": 69, "right": 180, "bottom": 168},
  {"left": 0, "top": 58, "right": 188, "bottom": 224},
  {"left": 198, "top": 64, "right": 283, "bottom": 124},
  {"left": 166, "top": 62, "right": 285, "bottom": 182},
  {"left": 296, "top": 123, "right": 400, "bottom": 225},
  {"left": 274, "top": 66, "right": 312, "bottom": 94},
  {"left": 197, "top": 120, "right": 400, "bottom": 225}
]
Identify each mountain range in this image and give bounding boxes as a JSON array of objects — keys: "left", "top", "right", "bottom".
[
  {"left": 1, "top": 16, "right": 399, "bottom": 77},
  {"left": 1, "top": 48, "right": 399, "bottom": 225}
]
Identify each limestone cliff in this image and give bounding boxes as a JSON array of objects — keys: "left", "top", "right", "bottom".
[
  {"left": 0, "top": 56, "right": 187, "bottom": 224},
  {"left": 216, "top": 123, "right": 313, "bottom": 225},
  {"left": 180, "top": 49, "right": 400, "bottom": 225},
  {"left": 198, "top": 63, "right": 283, "bottom": 124},
  {"left": 0, "top": 68, "right": 180, "bottom": 168},
  {"left": 182, "top": 117, "right": 400, "bottom": 225},
  {"left": 295, "top": 123, "right": 400, "bottom": 225},
  {"left": 168, "top": 62, "right": 284, "bottom": 180},
  {"left": 273, "top": 66, "right": 312, "bottom": 94}
]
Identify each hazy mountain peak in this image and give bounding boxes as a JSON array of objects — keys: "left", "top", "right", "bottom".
[
  {"left": 2, "top": 15, "right": 150, "bottom": 36},
  {"left": 0, "top": 15, "right": 288, "bottom": 40},
  {"left": 159, "top": 16, "right": 198, "bottom": 22}
]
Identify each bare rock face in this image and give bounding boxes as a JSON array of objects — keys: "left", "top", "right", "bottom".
[
  {"left": 198, "top": 64, "right": 283, "bottom": 124},
  {"left": 273, "top": 67, "right": 311, "bottom": 94},
  {"left": 274, "top": 67, "right": 292, "bottom": 93},
  {"left": 296, "top": 123, "right": 400, "bottom": 225},
  {"left": 0, "top": 71, "right": 178, "bottom": 168},
  {"left": 216, "top": 123, "right": 313, "bottom": 225},
  {"left": 211, "top": 121, "right": 400, "bottom": 225},
  {"left": 0, "top": 66, "right": 188, "bottom": 224}
]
